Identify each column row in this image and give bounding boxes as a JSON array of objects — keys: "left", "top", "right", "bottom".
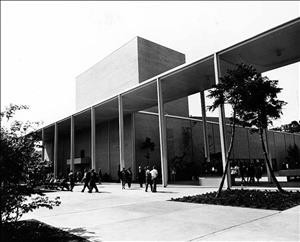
[{"left": 45, "top": 54, "right": 230, "bottom": 187}]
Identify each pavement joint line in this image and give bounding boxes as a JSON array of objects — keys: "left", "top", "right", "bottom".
[
  {"left": 188, "top": 211, "right": 281, "bottom": 241},
  {"left": 33, "top": 199, "right": 193, "bottom": 219}
]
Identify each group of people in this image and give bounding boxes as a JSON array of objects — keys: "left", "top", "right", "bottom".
[
  {"left": 80, "top": 168, "right": 100, "bottom": 193},
  {"left": 137, "top": 165, "right": 158, "bottom": 192},
  {"left": 117, "top": 165, "right": 159, "bottom": 192},
  {"left": 118, "top": 167, "right": 133, "bottom": 189},
  {"left": 231, "top": 160, "right": 263, "bottom": 185}
]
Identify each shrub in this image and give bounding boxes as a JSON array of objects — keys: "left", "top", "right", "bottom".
[
  {"left": 0, "top": 104, "right": 60, "bottom": 229},
  {"left": 171, "top": 189, "right": 300, "bottom": 210}
]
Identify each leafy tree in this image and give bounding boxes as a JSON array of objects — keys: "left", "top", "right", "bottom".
[
  {"left": 271, "top": 120, "right": 300, "bottom": 133},
  {"left": 0, "top": 104, "right": 60, "bottom": 231},
  {"left": 283, "top": 120, "right": 300, "bottom": 133},
  {"left": 208, "top": 64, "right": 257, "bottom": 197},
  {"left": 235, "top": 70, "right": 286, "bottom": 193},
  {"left": 141, "top": 137, "right": 155, "bottom": 164}
]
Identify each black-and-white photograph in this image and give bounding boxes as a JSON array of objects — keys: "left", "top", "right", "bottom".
[{"left": 1, "top": 1, "right": 300, "bottom": 241}]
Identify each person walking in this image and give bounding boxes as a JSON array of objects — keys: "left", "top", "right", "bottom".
[
  {"left": 126, "top": 167, "right": 133, "bottom": 188},
  {"left": 81, "top": 168, "right": 91, "bottom": 192},
  {"left": 150, "top": 166, "right": 158, "bottom": 192},
  {"left": 137, "top": 166, "right": 145, "bottom": 188},
  {"left": 76, "top": 170, "right": 82, "bottom": 183},
  {"left": 120, "top": 168, "right": 127, "bottom": 189},
  {"left": 68, "top": 170, "right": 75, "bottom": 191},
  {"left": 89, "top": 169, "right": 99, "bottom": 193},
  {"left": 145, "top": 166, "right": 152, "bottom": 192}
]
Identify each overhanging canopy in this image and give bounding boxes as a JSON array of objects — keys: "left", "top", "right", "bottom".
[{"left": 39, "top": 18, "right": 300, "bottom": 136}]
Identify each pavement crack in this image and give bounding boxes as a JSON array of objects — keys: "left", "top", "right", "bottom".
[{"left": 188, "top": 212, "right": 281, "bottom": 241}]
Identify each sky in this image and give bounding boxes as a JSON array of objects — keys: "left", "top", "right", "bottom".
[{"left": 2, "top": 1, "right": 300, "bottom": 128}]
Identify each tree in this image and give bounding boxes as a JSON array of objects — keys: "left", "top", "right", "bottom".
[
  {"left": 208, "top": 64, "right": 257, "bottom": 197},
  {"left": 283, "top": 120, "right": 300, "bottom": 133},
  {"left": 271, "top": 120, "right": 300, "bottom": 133},
  {"left": 235, "top": 70, "right": 286, "bottom": 193},
  {"left": 0, "top": 104, "right": 60, "bottom": 231},
  {"left": 141, "top": 137, "right": 155, "bottom": 164}
]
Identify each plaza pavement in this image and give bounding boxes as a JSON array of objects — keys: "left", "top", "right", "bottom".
[{"left": 23, "top": 183, "right": 300, "bottom": 241}]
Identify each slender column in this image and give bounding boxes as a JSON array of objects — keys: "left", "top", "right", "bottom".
[
  {"left": 264, "top": 129, "right": 272, "bottom": 181},
  {"left": 118, "top": 95, "right": 125, "bottom": 169},
  {"left": 91, "top": 107, "right": 96, "bottom": 170},
  {"left": 157, "top": 78, "right": 168, "bottom": 187},
  {"left": 131, "top": 113, "right": 136, "bottom": 179},
  {"left": 41, "top": 128, "right": 45, "bottom": 161},
  {"left": 70, "top": 116, "right": 75, "bottom": 171},
  {"left": 54, "top": 123, "right": 58, "bottom": 178},
  {"left": 214, "top": 53, "right": 231, "bottom": 188},
  {"left": 200, "top": 91, "right": 210, "bottom": 163}
]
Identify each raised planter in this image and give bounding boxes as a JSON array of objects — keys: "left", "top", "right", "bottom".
[
  {"left": 199, "top": 177, "right": 222, "bottom": 187},
  {"left": 278, "top": 169, "right": 300, "bottom": 181}
]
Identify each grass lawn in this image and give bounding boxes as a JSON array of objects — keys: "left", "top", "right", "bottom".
[
  {"left": 171, "top": 189, "right": 300, "bottom": 210},
  {"left": 1, "top": 219, "right": 88, "bottom": 242}
]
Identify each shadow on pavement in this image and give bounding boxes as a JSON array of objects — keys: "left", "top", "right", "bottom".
[
  {"left": 154, "top": 191, "right": 179, "bottom": 194},
  {"left": 64, "top": 227, "right": 99, "bottom": 241}
]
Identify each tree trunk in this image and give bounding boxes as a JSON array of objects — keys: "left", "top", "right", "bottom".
[
  {"left": 259, "top": 128, "right": 285, "bottom": 193},
  {"left": 216, "top": 111, "right": 236, "bottom": 198}
]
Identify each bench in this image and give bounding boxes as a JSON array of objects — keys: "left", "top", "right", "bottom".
[{"left": 278, "top": 169, "right": 300, "bottom": 182}]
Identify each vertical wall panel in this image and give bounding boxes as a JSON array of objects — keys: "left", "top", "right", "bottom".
[{"left": 96, "top": 122, "right": 109, "bottom": 174}]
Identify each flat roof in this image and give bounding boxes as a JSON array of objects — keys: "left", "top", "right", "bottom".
[{"left": 39, "top": 17, "right": 300, "bottom": 135}]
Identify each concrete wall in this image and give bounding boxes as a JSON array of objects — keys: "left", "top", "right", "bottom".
[
  {"left": 57, "top": 134, "right": 70, "bottom": 177},
  {"left": 45, "top": 112, "right": 300, "bottom": 180},
  {"left": 146, "top": 97, "right": 189, "bottom": 117},
  {"left": 93, "top": 116, "right": 134, "bottom": 180},
  {"left": 95, "top": 122, "right": 110, "bottom": 174},
  {"left": 137, "top": 37, "right": 185, "bottom": 83},
  {"left": 76, "top": 38, "right": 139, "bottom": 111},
  {"left": 135, "top": 113, "right": 161, "bottom": 171},
  {"left": 75, "top": 128, "right": 91, "bottom": 159},
  {"left": 136, "top": 37, "right": 188, "bottom": 116},
  {"left": 134, "top": 114, "right": 300, "bottom": 178},
  {"left": 76, "top": 36, "right": 189, "bottom": 116}
]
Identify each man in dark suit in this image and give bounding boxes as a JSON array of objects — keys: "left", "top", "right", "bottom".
[
  {"left": 81, "top": 168, "right": 91, "bottom": 192},
  {"left": 89, "top": 169, "right": 99, "bottom": 193}
]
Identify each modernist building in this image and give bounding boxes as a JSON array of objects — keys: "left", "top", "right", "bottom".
[{"left": 39, "top": 18, "right": 300, "bottom": 186}]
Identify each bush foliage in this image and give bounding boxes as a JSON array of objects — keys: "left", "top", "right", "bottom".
[
  {"left": 0, "top": 104, "right": 60, "bottom": 228},
  {"left": 171, "top": 189, "right": 300, "bottom": 210},
  {"left": 2, "top": 219, "right": 88, "bottom": 242}
]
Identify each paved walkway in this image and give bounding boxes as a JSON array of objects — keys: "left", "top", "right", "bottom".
[{"left": 23, "top": 183, "right": 300, "bottom": 241}]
